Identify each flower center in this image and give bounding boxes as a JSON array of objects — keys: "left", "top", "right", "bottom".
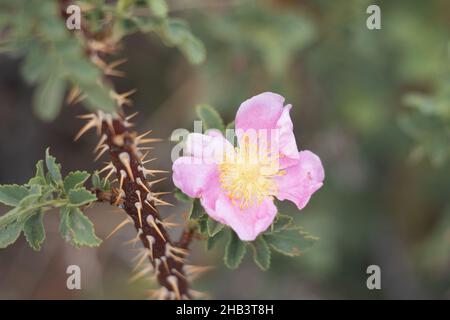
[{"left": 219, "top": 136, "right": 284, "bottom": 209}]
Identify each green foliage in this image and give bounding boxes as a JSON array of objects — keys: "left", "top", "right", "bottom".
[
  {"left": 33, "top": 71, "right": 65, "bottom": 122},
  {"left": 64, "top": 171, "right": 90, "bottom": 193},
  {"left": 45, "top": 148, "right": 63, "bottom": 185},
  {"left": 0, "top": 1, "right": 116, "bottom": 121},
  {"left": 196, "top": 104, "right": 225, "bottom": 132},
  {"left": 147, "top": 0, "right": 168, "bottom": 19},
  {"left": 91, "top": 171, "right": 112, "bottom": 193},
  {"left": 206, "top": 229, "right": 224, "bottom": 251},
  {"left": 269, "top": 214, "right": 294, "bottom": 233},
  {"left": 224, "top": 229, "right": 247, "bottom": 269},
  {"left": 110, "top": 0, "right": 206, "bottom": 65},
  {"left": 59, "top": 207, "right": 101, "bottom": 247},
  {"left": 0, "top": 185, "right": 30, "bottom": 207},
  {"left": 1, "top": 0, "right": 205, "bottom": 121},
  {"left": 188, "top": 198, "right": 206, "bottom": 220},
  {"left": 0, "top": 221, "right": 23, "bottom": 249},
  {"left": 23, "top": 212, "right": 46, "bottom": 251},
  {"left": 174, "top": 188, "right": 191, "bottom": 202},
  {"left": 400, "top": 52, "right": 450, "bottom": 166},
  {"left": 0, "top": 149, "right": 101, "bottom": 250},
  {"left": 68, "top": 188, "right": 98, "bottom": 207},
  {"left": 207, "top": 218, "right": 224, "bottom": 237},
  {"left": 263, "top": 228, "right": 318, "bottom": 257},
  {"left": 250, "top": 236, "right": 271, "bottom": 271}
]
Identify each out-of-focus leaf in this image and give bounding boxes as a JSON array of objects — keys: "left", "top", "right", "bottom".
[
  {"left": 196, "top": 104, "right": 225, "bottom": 131},
  {"left": 179, "top": 33, "right": 206, "bottom": 65},
  {"left": 147, "top": 0, "right": 168, "bottom": 18},
  {"left": 269, "top": 214, "right": 293, "bottom": 233},
  {"left": 264, "top": 228, "right": 317, "bottom": 257},
  {"left": 33, "top": 71, "right": 65, "bottom": 122},
  {"left": 79, "top": 83, "right": 116, "bottom": 113}
]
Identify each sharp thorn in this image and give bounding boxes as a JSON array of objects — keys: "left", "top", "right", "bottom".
[{"left": 106, "top": 218, "right": 131, "bottom": 239}]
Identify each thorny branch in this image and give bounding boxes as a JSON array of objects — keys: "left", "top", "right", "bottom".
[{"left": 58, "top": 0, "right": 203, "bottom": 299}]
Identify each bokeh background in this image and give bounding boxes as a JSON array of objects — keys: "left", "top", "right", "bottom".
[{"left": 1, "top": 0, "right": 450, "bottom": 299}]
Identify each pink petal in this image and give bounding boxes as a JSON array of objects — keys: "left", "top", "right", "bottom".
[
  {"left": 172, "top": 156, "right": 219, "bottom": 198},
  {"left": 173, "top": 131, "right": 232, "bottom": 201},
  {"left": 206, "top": 195, "right": 277, "bottom": 241},
  {"left": 235, "top": 92, "right": 300, "bottom": 165},
  {"left": 276, "top": 105, "right": 300, "bottom": 163},
  {"left": 274, "top": 150, "right": 324, "bottom": 210},
  {"left": 185, "top": 132, "right": 234, "bottom": 163},
  {"left": 235, "top": 92, "right": 285, "bottom": 132}
]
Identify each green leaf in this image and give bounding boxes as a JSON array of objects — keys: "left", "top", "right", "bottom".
[
  {"left": 179, "top": 34, "right": 206, "bottom": 65},
  {"left": 28, "top": 160, "right": 47, "bottom": 186},
  {"left": 196, "top": 104, "right": 225, "bottom": 131},
  {"left": 91, "top": 171, "right": 102, "bottom": 189},
  {"left": 0, "top": 221, "right": 23, "bottom": 249},
  {"left": 21, "top": 45, "right": 50, "bottom": 84},
  {"left": 0, "top": 185, "right": 30, "bottom": 206},
  {"left": 59, "top": 206, "right": 73, "bottom": 244},
  {"left": 250, "top": 236, "right": 271, "bottom": 271},
  {"left": 117, "top": 0, "right": 135, "bottom": 12},
  {"left": 263, "top": 228, "right": 317, "bottom": 257},
  {"left": 207, "top": 218, "right": 224, "bottom": 237},
  {"left": 68, "top": 188, "right": 97, "bottom": 207},
  {"left": 64, "top": 171, "right": 90, "bottom": 193},
  {"left": 23, "top": 211, "right": 46, "bottom": 251},
  {"left": 0, "top": 207, "right": 21, "bottom": 230},
  {"left": 59, "top": 207, "right": 101, "bottom": 247},
  {"left": 224, "top": 230, "right": 247, "bottom": 269},
  {"left": 269, "top": 214, "right": 293, "bottom": 233},
  {"left": 206, "top": 228, "right": 224, "bottom": 250},
  {"left": 78, "top": 82, "right": 116, "bottom": 113},
  {"left": 45, "top": 148, "right": 62, "bottom": 184},
  {"left": 68, "top": 208, "right": 101, "bottom": 247},
  {"left": 156, "top": 19, "right": 205, "bottom": 65},
  {"left": 160, "top": 19, "right": 189, "bottom": 45},
  {"left": 33, "top": 71, "right": 65, "bottom": 122},
  {"left": 91, "top": 171, "right": 110, "bottom": 192},
  {"left": 18, "top": 192, "right": 42, "bottom": 209},
  {"left": 147, "top": 0, "right": 168, "bottom": 18},
  {"left": 174, "top": 188, "right": 190, "bottom": 202},
  {"left": 189, "top": 198, "right": 206, "bottom": 220}
]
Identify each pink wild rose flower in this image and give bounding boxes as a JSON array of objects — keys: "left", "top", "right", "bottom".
[{"left": 172, "top": 92, "right": 324, "bottom": 241}]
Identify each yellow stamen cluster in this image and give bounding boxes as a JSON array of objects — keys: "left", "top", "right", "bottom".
[{"left": 219, "top": 135, "right": 285, "bottom": 209}]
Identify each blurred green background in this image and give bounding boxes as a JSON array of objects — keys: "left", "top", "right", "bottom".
[{"left": 0, "top": 0, "right": 449, "bottom": 299}]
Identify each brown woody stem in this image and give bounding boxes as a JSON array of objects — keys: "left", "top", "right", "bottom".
[{"left": 100, "top": 114, "right": 191, "bottom": 299}]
